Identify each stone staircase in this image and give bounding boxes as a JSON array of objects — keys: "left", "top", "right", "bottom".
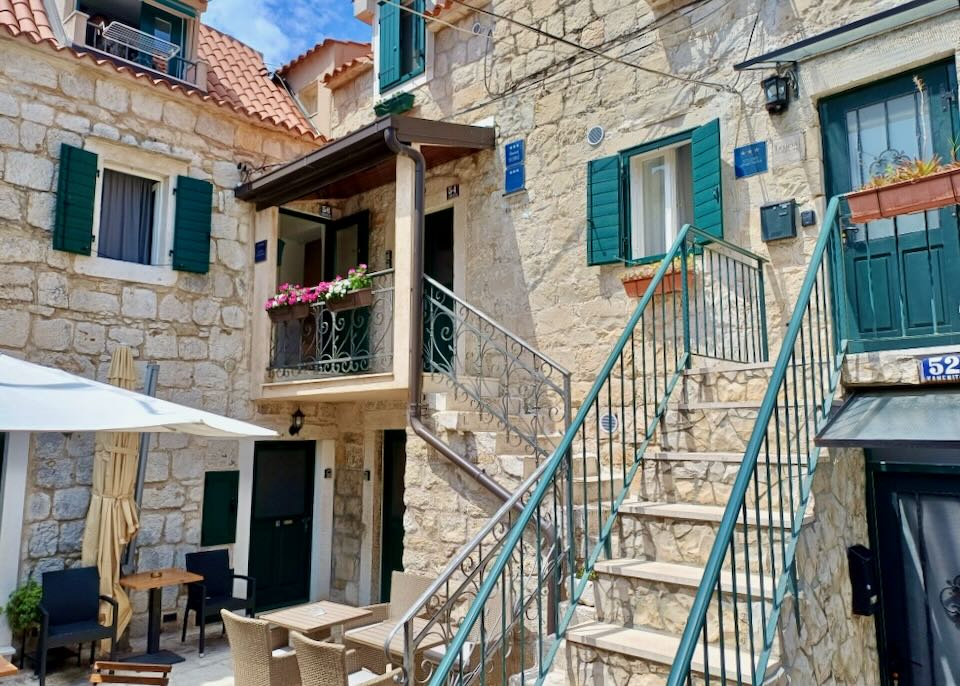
[{"left": 551, "top": 359, "right": 807, "bottom": 685}]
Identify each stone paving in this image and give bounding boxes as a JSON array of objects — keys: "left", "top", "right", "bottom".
[{"left": 4, "top": 629, "right": 234, "bottom": 686}]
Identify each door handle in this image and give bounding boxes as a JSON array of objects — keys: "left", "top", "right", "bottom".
[{"left": 283, "top": 519, "right": 294, "bottom": 525}]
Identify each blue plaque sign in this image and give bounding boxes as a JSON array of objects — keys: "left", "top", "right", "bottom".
[
  {"left": 919, "top": 353, "right": 960, "bottom": 383},
  {"left": 505, "top": 164, "right": 525, "bottom": 194},
  {"left": 254, "top": 240, "right": 268, "bottom": 263},
  {"left": 734, "top": 142, "right": 768, "bottom": 179},
  {"left": 505, "top": 140, "right": 525, "bottom": 166}
]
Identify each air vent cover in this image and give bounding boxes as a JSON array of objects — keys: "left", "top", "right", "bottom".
[{"left": 587, "top": 125, "right": 605, "bottom": 146}]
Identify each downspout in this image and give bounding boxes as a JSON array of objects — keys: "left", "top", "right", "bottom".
[{"left": 383, "top": 128, "right": 515, "bottom": 508}]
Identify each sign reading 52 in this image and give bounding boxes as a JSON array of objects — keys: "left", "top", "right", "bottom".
[{"left": 919, "top": 354, "right": 960, "bottom": 383}]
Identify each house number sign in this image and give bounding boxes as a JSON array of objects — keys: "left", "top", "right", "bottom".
[{"left": 918, "top": 353, "right": 960, "bottom": 383}]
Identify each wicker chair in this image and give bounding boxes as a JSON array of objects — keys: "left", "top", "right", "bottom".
[
  {"left": 289, "top": 632, "right": 400, "bottom": 685},
  {"left": 344, "top": 571, "right": 434, "bottom": 674},
  {"left": 221, "top": 610, "right": 300, "bottom": 686}
]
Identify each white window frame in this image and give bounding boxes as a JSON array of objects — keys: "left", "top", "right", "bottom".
[
  {"left": 628, "top": 140, "right": 692, "bottom": 261},
  {"left": 91, "top": 159, "right": 173, "bottom": 268},
  {"left": 372, "top": 0, "right": 434, "bottom": 102}
]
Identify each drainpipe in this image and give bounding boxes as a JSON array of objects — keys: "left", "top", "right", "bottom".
[{"left": 383, "top": 128, "right": 515, "bottom": 508}]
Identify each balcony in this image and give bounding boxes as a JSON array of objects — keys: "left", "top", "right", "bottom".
[{"left": 267, "top": 270, "right": 396, "bottom": 386}]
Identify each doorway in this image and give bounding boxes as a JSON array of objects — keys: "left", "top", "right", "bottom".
[
  {"left": 380, "top": 430, "right": 407, "bottom": 602},
  {"left": 870, "top": 457, "right": 960, "bottom": 685},
  {"left": 249, "top": 441, "right": 315, "bottom": 610},
  {"left": 820, "top": 60, "right": 960, "bottom": 346},
  {"left": 423, "top": 207, "right": 455, "bottom": 372}
]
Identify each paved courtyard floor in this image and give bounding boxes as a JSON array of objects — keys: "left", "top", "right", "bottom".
[{"left": 4, "top": 629, "right": 234, "bottom": 685}]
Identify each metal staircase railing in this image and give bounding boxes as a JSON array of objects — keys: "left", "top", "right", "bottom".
[
  {"left": 667, "top": 197, "right": 847, "bottom": 685},
  {"left": 399, "top": 226, "right": 768, "bottom": 686}
]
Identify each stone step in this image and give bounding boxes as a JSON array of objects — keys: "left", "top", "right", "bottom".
[
  {"left": 496, "top": 431, "right": 562, "bottom": 455},
  {"left": 635, "top": 451, "right": 805, "bottom": 507},
  {"left": 592, "top": 559, "right": 774, "bottom": 644},
  {"left": 433, "top": 410, "right": 560, "bottom": 435},
  {"left": 424, "top": 391, "right": 525, "bottom": 414},
  {"left": 660, "top": 401, "right": 814, "bottom": 454},
  {"left": 680, "top": 360, "right": 775, "bottom": 404},
  {"left": 522, "top": 453, "right": 599, "bottom": 479},
  {"left": 570, "top": 471, "right": 626, "bottom": 506},
  {"left": 614, "top": 500, "right": 814, "bottom": 570},
  {"left": 565, "top": 621, "right": 782, "bottom": 683},
  {"left": 422, "top": 374, "right": 501, "bottom": 398}
]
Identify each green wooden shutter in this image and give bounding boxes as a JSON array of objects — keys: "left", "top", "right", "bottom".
[
  {"left": 379, "top": 0, "right": 401, "bottom": 90},
  {"left": 172, "top": 175, "right": 213, "bottom": 273},
  {"left": 201, "top": 470, "right": 239, "bottom": 547},
  {"left": 586, "top": 155, "right": 623, "bottom": 265},
  {"left": 691, "top": 118, "right": 723, "bottom": 239},
  {"left": 53, "top": 143, "right": 97, "bottom": 255}
]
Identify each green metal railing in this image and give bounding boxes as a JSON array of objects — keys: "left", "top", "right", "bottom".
[
  {"left": 667, "top": 196, "right": 847, "bottom": 684},
  {"left": 422, "top": 226, "right": 768, "bottom": 686}
]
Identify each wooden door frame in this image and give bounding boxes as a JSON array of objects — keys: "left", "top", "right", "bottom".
[{"left": 234, "top": 438, "right": 335, "bottom": 602}]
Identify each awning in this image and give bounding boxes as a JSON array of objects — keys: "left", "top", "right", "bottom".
[
  {"left": 735, "top": 0, "right": 957, "bottom": 70},
  {"left": 816, "top": 387, "right": 960, "bottom": 448},
  {"left": 0, "top": 354, "right": 277, "bottom": 437},
  {"left": 235, "top": 114, "right": 496, "bottom": 208}
]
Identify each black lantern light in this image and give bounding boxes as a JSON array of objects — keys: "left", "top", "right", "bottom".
[
  {"left": 289, "top": 407, "right": 305, "bottom": 436},
  {"left": 762, "top": 73, "right": 790, "bottom": 114}
]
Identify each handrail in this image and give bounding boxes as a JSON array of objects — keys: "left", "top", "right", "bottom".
[
  {"left": 422, "top": 224, "right": 769, "bottom": 686},
  {"left": 667, "top": 196, "right": 847, "bottom": 684}
]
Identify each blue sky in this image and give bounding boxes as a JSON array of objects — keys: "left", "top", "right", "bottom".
[{"left": 204, "top": 0, "right": 371, "bottom": 70}]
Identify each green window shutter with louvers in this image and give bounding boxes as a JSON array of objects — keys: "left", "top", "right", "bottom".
[
  {"left": 586, "top": 155, "right": 623, "bottom": 265},
  {"left": 172, "top": 175, "right": 213, "bottom": 273},
  {"left": 691, "top": 118, "right": 723, "bottom": 239},
  {"left": 53, "top": 143, "right": 97, "bottom": 255},
  {"left": 379, "top": 0, "right": 401, "bottom": 90}
]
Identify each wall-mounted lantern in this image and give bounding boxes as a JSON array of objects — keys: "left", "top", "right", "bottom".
[
  {"left": 289, "top": 407, "right": 305, "bottom": 436},
  {"left": 762, "top": 73, "right": 791, "bottom": 114}
]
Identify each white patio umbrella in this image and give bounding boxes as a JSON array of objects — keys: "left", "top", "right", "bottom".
[{"left": 0, "top": 354, "right": 276, "bottom": 437}]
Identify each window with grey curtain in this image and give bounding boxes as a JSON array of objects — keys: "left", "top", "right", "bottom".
[{"left": 98, "top": 169, "right": 155, "bottom": 265}]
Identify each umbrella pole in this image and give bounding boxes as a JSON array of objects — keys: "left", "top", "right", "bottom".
[{"left": 122, "top": 363, "right": 159, "bottom": 574}]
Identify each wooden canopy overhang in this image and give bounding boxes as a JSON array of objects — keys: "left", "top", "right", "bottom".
[{"left": 235, "top": 115, "right": 496, "bottom": 209}]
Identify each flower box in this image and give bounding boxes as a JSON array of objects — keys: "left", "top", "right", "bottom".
[
  {"left": 326, "top": 287, "right": 373, "bottom": 313},
  {"left": 622, "top": 270, "right": 692, "bottom": 298},
  {"left": 846, "top": 166, "right": 960, "bottom": 223},
  {"left": 268, "top": 303, "right": 310, "bottom": 323}
]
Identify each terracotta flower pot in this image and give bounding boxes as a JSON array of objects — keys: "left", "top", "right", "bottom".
[
  {"left": 267, "top": 302, "right": 310, "bottom": 323},
  {"left": 622, "top": 271, "right": 692, "bottom": 298},
  {"left": 846, "top": 166, "right": 960, "bottom": 223},
  {"left": 326, "top": 287, "right": 373, "bottom": 312}
]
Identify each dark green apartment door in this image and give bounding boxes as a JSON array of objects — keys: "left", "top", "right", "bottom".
[
  {"left": 249, "top": 441, "right": 314, "bottom": 610},
  {"left": 872, "top": 468, "right": 960, "bottom": 685},
  {"left": 821, "top": 61, "right": 960, "bottom": 345},
  {"left": 380, "top": 430, "right": 407, "bottom": 602}
]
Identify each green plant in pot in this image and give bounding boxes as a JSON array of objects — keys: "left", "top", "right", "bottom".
[{"left": 2, "top": 578, "right": 41, "bottom": 641}]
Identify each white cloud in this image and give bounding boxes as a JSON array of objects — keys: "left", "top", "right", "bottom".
[{"left": 204, "top": 0, "right": 370, "bottom": 69}]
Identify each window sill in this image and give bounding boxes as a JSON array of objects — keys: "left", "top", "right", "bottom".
[
  {"left": 74, "top": 255, "right": 177, "bottom": 286},
  {"left": 624, "top": 253, "right": 667, "bottom": 267}
]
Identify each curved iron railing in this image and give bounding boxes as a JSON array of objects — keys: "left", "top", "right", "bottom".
[
  {"left": 423, "top": 275, "right": 572, "bottom": 458},
  {"left": 667, "top": 197, "right": 847, "bottom": 684},
  {"left": 410, "top": 226, "right": 767, "bottom": 686}
]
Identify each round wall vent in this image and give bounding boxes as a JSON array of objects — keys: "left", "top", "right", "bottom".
[
  {"left": 587, "top": 125, "right": 605, "bottom": 147},
  {"left": 599, "top": 413, "right": 619, "bottom": 434},
  {"left": 472, "top": 21, "right": 484, "bottom": 34}
]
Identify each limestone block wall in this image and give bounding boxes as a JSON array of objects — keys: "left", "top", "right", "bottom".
[{"left": 0, "top": 36, "right": 315, "bottom": 638}]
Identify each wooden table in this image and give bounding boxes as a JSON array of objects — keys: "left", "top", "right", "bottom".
[
  {"left": 120, "top": 568, "right": 203, "bottom": 665},
  {"left": 344, "top": 616, "right": 446, "bottom": 662},
  {"left": 259, "top": 601, "right": 372, "bottom": 639},
  {"left": 0, "top": 655, "right": 17, "bottom": 678}
]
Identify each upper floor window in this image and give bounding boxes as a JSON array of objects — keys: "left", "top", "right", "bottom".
[
  {"left": 379, "top": 0, "right": 425, "bottom": 92},
  {"left": 97, "top": 168, "right": 162, "bottom": 266}
]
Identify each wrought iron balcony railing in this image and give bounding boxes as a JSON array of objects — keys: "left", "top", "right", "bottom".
[
  {"left": 83, "top": 20, "right": 202, "bottom": 87},
  {"left": 268, "top": 269, "right": 394, "bottom": 379}
]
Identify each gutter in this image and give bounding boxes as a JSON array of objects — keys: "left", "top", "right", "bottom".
[{"left": 382, "top": 128, "right": 515, "bottom": 508}]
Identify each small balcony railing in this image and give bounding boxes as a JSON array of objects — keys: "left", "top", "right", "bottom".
[
  {"left": 268, "top": 269, "right": 394, "bottom": 379},
  {"left": 84, "top": 20, "right": 201, "bottom": 86}
]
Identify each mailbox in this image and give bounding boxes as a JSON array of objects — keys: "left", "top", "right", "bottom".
[
  {"left": 847, "top": 545, "right": 878, "bottom": 616},
  {"left": 760, "top": 199, "right": 797, "bottom": 242}
]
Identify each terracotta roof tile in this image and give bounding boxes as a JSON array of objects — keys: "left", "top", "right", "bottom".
[
  {"left": 279, "top": 38, "right": 370, "bottom": 74},
  {"left": 0, "top": 4, "right": 322, "bottom": 140},
  {"left": 322, "top": 52, "right": 373, "bottom": 88}
]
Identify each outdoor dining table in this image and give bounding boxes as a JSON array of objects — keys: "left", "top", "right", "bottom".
[
  {"left": 119, "top": 568, "right": 203, "bottom": 665},
  {"left": 259, "top": 601, "right": 373, "bottom": 640},
  {"left": 0, "top": 655, "right": 17, "bottom": 678},
  {"left": 344, "top": 616, "right": 447, "bottom": 669}
]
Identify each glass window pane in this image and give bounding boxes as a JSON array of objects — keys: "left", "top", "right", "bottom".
[
  {"left": 98, "top": 169, "right": 155, "bottom": 265},
  {"left": 641, "top": 155, "right": 667, "bottom": 256},
  {"left": 675, "top": 144, "right": 693, "bottom": 229},
  {"left": 887, "top": 93, "right": 921, "bottom": 160}
]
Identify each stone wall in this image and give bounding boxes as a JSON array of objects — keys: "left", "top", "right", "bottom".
[{"left": 0, "top": 35, "right": 315, "bottom": 638}]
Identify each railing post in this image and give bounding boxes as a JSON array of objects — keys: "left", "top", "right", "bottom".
[
  {"left": 680, "top": 234, "right": 692, "bottom": 367},
  {"left": 757, "top": 258, "right": 769, "bottom": 362}
]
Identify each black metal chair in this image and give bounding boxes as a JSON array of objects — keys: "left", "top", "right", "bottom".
[
  {"left": 181, "top": 549, "right": 255, "bottom": 656},
  {"left": 37, "top": 567, "right": 117, "bottom": 686}
]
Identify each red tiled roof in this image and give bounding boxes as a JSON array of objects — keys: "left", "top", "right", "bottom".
[
  {"left": 279, "top": 38, "right": 370, "bottom": 75},
  {"left": 0, "top": 2, "right": 322, "bottom": 140},
  {"left": 322, "top": 52, "right": 373, "bottom": 88},
  {"left": 427, "top": 0, "right": 456, "bottom": 18}
]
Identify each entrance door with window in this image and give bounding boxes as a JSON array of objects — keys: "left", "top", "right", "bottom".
[
  {"left": 380, "top": 430, "right": 407, "bottom": 602},
  {"left": 872, "top": 466, "right": 960, "bottom": 685},
  {"left": 821, "top": 61, "right": 960, "bottom": 346},
  {"left": 140, "top": 4, "right": 185, "bottom": 78},
  {"left": 423, "top": 207, "right": 455, "bottom": 372},
  {"left": 323, "top": 211, "right": 372, "bottom": 373},
  {"left": 249, "top": 442, "right": 315, "bottom": 610}
]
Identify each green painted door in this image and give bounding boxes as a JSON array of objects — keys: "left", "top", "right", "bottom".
[
  {"left": 423, "top": 208, "right": 455, "bottom": 372},
  {"left": 249, "top": 442, "right": 314, "bottom": 610},
  {"left": 139, "top": 4, "right": 186, "bottom": 79},
  {"left": 821, "top": 61, "right": 960, "bottom": 346},
  {"left": 380, "top": 430, "right": 406, "bottom": 602},
  {"left": 872, "top": 468, "right": 960, "bottom": 685},
  {"left": 322, "top": 212, "right": 371, "bottom": 374}
]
